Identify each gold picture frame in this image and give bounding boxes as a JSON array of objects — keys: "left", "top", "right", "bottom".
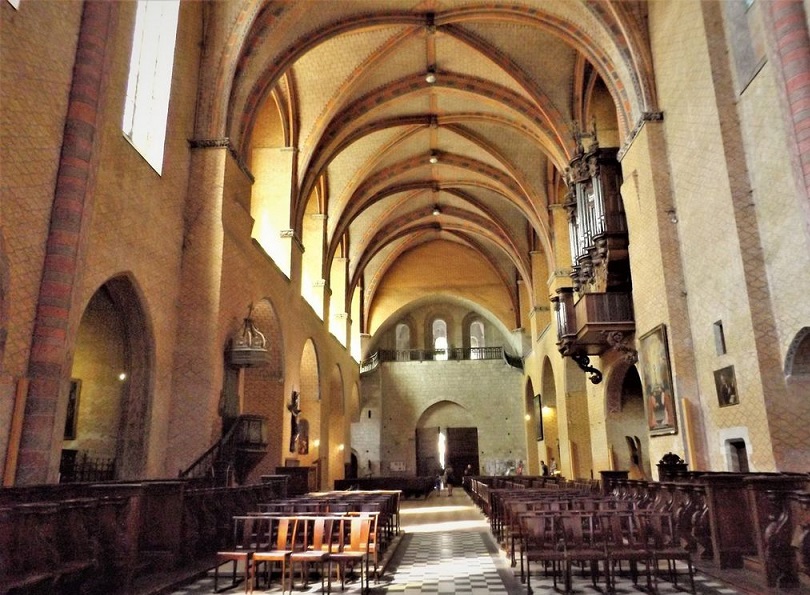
[{"left": 638, "top": 325, "right": 678, "bottom": 436}]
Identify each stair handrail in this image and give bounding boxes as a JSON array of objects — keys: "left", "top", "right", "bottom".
[{"left": 178, "top": 419, "right": 241, "bottom": 481}]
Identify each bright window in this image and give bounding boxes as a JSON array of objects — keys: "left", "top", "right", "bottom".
[
  {"left": 122, "top": 0, "right": 180, "bottom": 174},
  {"left": 470, "top": 320, "right": 485, "bottom": 358},
  {"left": 433, "top": 319, "right": 448, "bottom": 360}
]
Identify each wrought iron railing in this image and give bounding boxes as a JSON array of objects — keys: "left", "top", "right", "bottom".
[
  {"left": 361, "top": 346, "right": 518, "bottom": 372},
  {"left": 380, "top": 346, "right": 503, "bottom": 361}
]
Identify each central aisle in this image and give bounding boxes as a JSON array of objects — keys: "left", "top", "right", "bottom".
[
  {"left": 166, "top": 487, "right": 754, "bottom": 594},
  {"left": 382, "top": 489, "right": 523, "bottom": 595}
]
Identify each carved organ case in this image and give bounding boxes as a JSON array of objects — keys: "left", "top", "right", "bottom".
[
  {"left": 565, "top": 144, "right": 630, "bottom": 294},
  {"left": 553, "top": 141, "right": 635, "bottom": 363}
]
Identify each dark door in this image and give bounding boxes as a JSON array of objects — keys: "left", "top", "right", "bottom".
[{"left": 446, "top": 426, "right": 479, "bottom": 475}]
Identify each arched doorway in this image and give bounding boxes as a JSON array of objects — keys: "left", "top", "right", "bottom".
[
  {"left": 605, "top": 364, "right": 651, "bottom": 479},
  {"left": 236, "top": 298, "right": 284, "bottom": 484},
  {"left": 415, "top": 400, "right": 479, "bottom": 477},
  {"left": 540, "top": 357, "right": 559, "bottom": 473},
  {"left": 63, "top": 276, "right": 152, "bottom": 481}
]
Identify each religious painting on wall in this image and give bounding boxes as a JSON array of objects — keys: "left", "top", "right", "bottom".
[
  {"left": 714, "top": 365, "right": 739, "bottom": 407},
  {"left": 534, "top": 395, "right": 544, "bottom": 441},
  {"left": 638, "top": 324, "right": 678, "bottom": 436}
]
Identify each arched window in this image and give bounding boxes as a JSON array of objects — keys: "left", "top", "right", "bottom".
[
  {"left": 122, "top": 0, "right": 180, "bottom": 174},
  {"left": 433, "top": 319, "right": 448, "bottom": 361},
  {"left": 395, "top": 322, "right": 411, "bottom": 361},
  {"left": 470, "top": 320, "right": 485, "bottom": 359}
]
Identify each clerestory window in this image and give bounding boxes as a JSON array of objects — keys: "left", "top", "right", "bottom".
[
  {"left": 433, "top": 319, "right": 448, "bottom": 360},
  {"left": 122, "top": 0, "right": 180, "bottom": 174}
]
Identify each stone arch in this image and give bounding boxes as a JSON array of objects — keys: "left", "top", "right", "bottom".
[
  {"left": 288, "top": 338, "right": 321, "bottom": 471},
  {"left": 415, "top": 400, "right": 477, "bottom": 477},
  {"left": 782, "top": 327, "right": 810, "bottom": 472},
  {"left": 249, "top": 88, "right": 295, "bottom": 277},
  {"left": 66, "top": 274, "right": 154, "bottom": 481},
  {"left": 523, "top": 377, "right": 539, "bottom": 473},
  {"left": 540, "top": 357, "right": 559, "bottom": 469},
  {"left": 236, "top": 298, "right": 285, "bottom": 483},
  {"left": 423, "top": 305, "right": 457, "bottom": 353},
  {"left": 785, "top": 326, "right": 810, "bottom": 376},
  {"left": 461, "top": 311, "right": 487, "bottom": 351},
  {"left": 395, "top": 315, "right": 417, "bottom": 353},
  {"left": 325, "top": 363, "right": 346, "bottom": 490},
  {"left": 604, "top": 360, "right": 650, "bottom": 478}
]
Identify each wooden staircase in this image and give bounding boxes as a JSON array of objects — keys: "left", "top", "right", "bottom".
[{"left": 179, "top": 415, "right": 269, "bottom": 486}]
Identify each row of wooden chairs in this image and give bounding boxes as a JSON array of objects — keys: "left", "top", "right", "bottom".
[
  {"left": 473, "top": 483, "right": 696, "bottom": 595},
  {"left": 501, "top": 493, "right": 638, "bottom": 566},
  {"left": 518, "top": 509, "right": 695, "bottom": 595},
  {"left": 215, "top": 513, "right": 375, "bottom": 594}
]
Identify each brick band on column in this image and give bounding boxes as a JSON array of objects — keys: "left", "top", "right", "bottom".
[
  {"left": 17, "top": 1, "right": 113, "bottom": 485},
  {"left": 764, "top": 0, "right": 810, "bottom": 200}
]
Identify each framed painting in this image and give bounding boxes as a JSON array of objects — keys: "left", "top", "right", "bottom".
[
  {"left": 534, "top": 395, "right": 544, "bottom": 441},
  {"left": 64, "top": 378, "right": 80, "bottom": 440},
  {"left": 714, "top": 365, "right": 739, "bottom": 407},
  {"left": 638, "top": 324, "right": 678, "bottom": 436}
]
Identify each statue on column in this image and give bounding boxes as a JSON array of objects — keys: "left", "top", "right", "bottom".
[{"left": 287, "top": 391, "right": 301, "bottom": 453}]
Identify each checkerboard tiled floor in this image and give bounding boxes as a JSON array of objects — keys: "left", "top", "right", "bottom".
[{"left": 167, "top": 490, "right": 751, "bottom": 595}]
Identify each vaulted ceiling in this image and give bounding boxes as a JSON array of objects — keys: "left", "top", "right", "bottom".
[{"left": 203, "top": 1, "right": 656, "bottom": 337}]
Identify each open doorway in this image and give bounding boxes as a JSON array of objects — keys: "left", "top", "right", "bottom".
[
  {"left": 727, "top": 439, "right": 750, "bottom": 472},
  {"left": 415, "top": 426, "right": 479, "bottom": 477}
]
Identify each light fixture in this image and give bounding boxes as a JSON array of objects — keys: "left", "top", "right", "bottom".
[
  {"left": 118, "top": 372, "right": 127, "bottom": 381},
  {"left": 429, "top": 151, "right": 438, "bottom": 164},
  {"left": 665, "top": 208, "right": 678, "bottom": 223},
  {"left": 432, "top": 205, "right": 441, "bottom": 216},
  {"left": 425, "top": 67, "right": 437, "bottom": 84}
]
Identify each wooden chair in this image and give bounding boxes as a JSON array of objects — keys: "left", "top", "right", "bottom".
[
  {"left": 290, "top": 516, "right": 335, "bottom": 592},
  {"left": 558, "top": 512, "right": 608, "bottom": 594},
  {"left": 252, "top": 516, "right": 297, "bottom": 595},
  {"left": 600, "top": 511, "right": 653, "bottom": 593},
  {"left": 520, "top": 512, "right": 566, "bottom": 595},
  {"left": 328, "top": 515, "right": 372, "bottom": 593},
  {"left": 214, "top": 516, "right": 270, "bottom": 593},
  {"left": 347, "top": 510, "right": 382, "bottom": 581},
  {"left": 641, "top": 511, "right": 696, "bottom": 593}
]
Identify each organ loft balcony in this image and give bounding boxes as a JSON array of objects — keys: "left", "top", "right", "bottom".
[{"left": 552, "top": 287, "right": 635, "bottom": 357}]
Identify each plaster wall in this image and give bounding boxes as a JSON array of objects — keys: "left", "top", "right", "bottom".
[
  {"left": 648, "top": 0, "right": 787, "bottom": 471},
  {"left": 369, "top": 360, "right": 525, "bottom": 476}
]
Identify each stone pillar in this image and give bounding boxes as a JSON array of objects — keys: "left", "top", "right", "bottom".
[
  {"left": 761, "top": 0, "right": 810, "bottom": 213},
  {"left": 18, "top": 2, "right": 113, "bottom": 485},
  {"left": 166, "top": 142, "right": 227, "bottom": 476}
]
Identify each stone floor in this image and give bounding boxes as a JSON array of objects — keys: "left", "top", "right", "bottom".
[{"left": 160, "top": 489, "right": 787, "bottom": 595}]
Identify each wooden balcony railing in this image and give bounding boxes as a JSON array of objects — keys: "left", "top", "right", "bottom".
[{"left": 554, "top": 290, "right": 634, "bottom": 356}]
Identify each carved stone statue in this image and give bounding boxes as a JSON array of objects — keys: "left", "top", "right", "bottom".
[{"left": 287, "top": 391, "right": 301, "bottom": 453}]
